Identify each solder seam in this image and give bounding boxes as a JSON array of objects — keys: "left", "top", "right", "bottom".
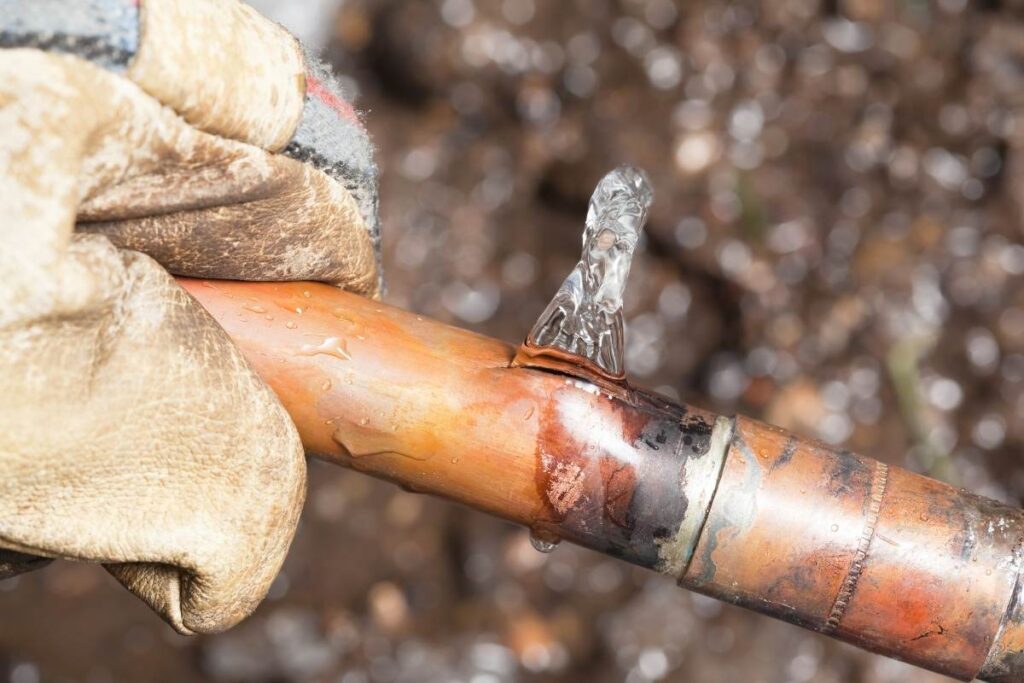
[{"left": 823, "top": 460, "right": 889, "bottom": 634}]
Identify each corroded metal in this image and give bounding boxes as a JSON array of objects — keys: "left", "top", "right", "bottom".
[
  {"left": 181, "top": 278, "right": 718, "bottom": 577},
  {"left": 984, "top": 576, "right": 1024, "bottom": 681},
  {"left": 657, "top": 414, "right": 732, "bottom": 577},
  {"left": 515, "top": 166, "right": 652, "bottom": 384},
  {"left": 530, "top": 383, "right": 723, "bottom": 569},
  {"left": 182, "top": 278, "right": 1024, "bottom": 683},
  {"left": 680, "top": 416, "right": 1024, "bottom": 681}
]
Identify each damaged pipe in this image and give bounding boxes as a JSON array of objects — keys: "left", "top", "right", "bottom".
[
  {"left": 180, "top": 276, "right": 1024, "bottom": 682},
  {"left": 179, "top": 165, "right": 1024, "bottom": 680}
]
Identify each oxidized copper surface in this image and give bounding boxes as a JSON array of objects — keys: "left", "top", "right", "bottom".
[{"left": 182, "top": 278, "right": 1024, "bottom": 683}]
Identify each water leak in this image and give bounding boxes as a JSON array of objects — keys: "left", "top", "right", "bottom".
[
  {"left": 526, "top": 166, "right": 653, "bottom": 378},
  {"left": 297, "top": 336, "right": 352, "bottom": 361}
]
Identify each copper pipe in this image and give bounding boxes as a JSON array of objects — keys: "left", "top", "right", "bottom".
[{"left": 179, "top": 278, "right": 1024, "bottom": 682}]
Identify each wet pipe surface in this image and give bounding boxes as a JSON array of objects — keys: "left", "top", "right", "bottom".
[
  {"left": 685, "top": 416, "right": 1024, "bottom": 681},
  {"left": 529, "top": 382, "right": 718, "bottom": 571},
  {"left": 181, "top": 278, "right": 1024, "bottom": 683}
]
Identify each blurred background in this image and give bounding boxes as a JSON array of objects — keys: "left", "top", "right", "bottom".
[{"left": 3, "top": 0, "right": 1024, "bottom": 681}]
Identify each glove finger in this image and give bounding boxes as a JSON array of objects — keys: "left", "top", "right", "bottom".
[
  {"left": 78, "top": 148, "right": 377, "bottom": 295},
  {"left": 127, "top": 0, "right": 305, "bottom": 151},
  {"left": 1, "top": 47, "right": 380, "bottom": 294},
  {"left": 127, "top": 0, "right": 382, "bottom": 286},
  {"left": 2, "top": 0, "right": 306, "bottom": 151},
  {"left": 4, "top": 0, "right": 381, "bottom": 292},
  {"left": 0, "top": 58, "right": 307, "bottom": 633},
  {"left": 0, "top": 234, "right": 306, "bottom": 635}
]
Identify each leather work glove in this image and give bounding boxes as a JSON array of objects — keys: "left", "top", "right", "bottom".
[{"left": 0, "top": 0, "right": 380, "bottom": 634}]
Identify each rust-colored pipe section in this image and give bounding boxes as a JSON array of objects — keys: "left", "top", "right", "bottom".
[{"left": 180, "top": 278, "right": 1024, "bottom": 682}]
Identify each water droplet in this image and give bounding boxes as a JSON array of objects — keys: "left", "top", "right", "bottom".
[
  {"left": 297, "top": 336, "right": 352, "bottom": 361},
  {"left": 295, "top": 307, "right": 304, "bottom": 314},
  {"left": 416, "top": 315, "right": 424, "bottom": 321},
  {"left": 359, "top": 417, "right": 370, "bottom": 426},
  {"left": 321, "top": 380, "right": 332, "bottom": 391},
  {"left": 243, "top": 303, "right": 266, "bottom": 314},
  {"left": 451, "top": 456, "right": 460, "bottom": 464},
  {"left": 529, "top": 529, "right": 561, "bottom": 554},
  {"left": 920, "top": 514, "right": 929, "bottom": 522},
  {"left": 303, "top": 290, "right": 311, "bottom": 298},
  {"left": 831, "top": 524, "right": 839, "bottom": 532},
  {"left": 264, "top": 314, "right": 273, "bottom": 320},
  {"left": 345, "top": 376, "right": 354, "bottom": 385},
  {"left": 530, "top": 537, "right": 559, "bottom": 554},
  {"left": 524, "top": 406, "right": 535, "bottom": 420},
  {"left": 332, "top": 309, "right": 355, "bottom": 323},
  {"left": 327, "top": 311, "right": 368, "bottom": 339},
  {"left": 286, "top": 321, "right": 297, "bottom": 329},
  {"left": 239, "top": 316, "right": 249, "bottom": 322},
  {"left": 331, "top": 429, "right": 433, "bottom": 461}
]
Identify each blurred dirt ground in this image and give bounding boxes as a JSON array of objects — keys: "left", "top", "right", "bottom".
[{"left": 2, "top": 1, "right": 1023, "bottom": 682}]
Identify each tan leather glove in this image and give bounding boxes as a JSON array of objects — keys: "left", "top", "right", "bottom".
[{"left": 0, "top": 0, "right": 380, "bottom": 635}]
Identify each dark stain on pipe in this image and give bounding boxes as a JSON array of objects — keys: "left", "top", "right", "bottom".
[{"left": 532, "top": 383, "right": 716, "bottom": 570}]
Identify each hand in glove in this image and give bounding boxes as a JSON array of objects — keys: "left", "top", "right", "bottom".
[{"left": 0, "top": 0, "right": 379, "bottom": 634}]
